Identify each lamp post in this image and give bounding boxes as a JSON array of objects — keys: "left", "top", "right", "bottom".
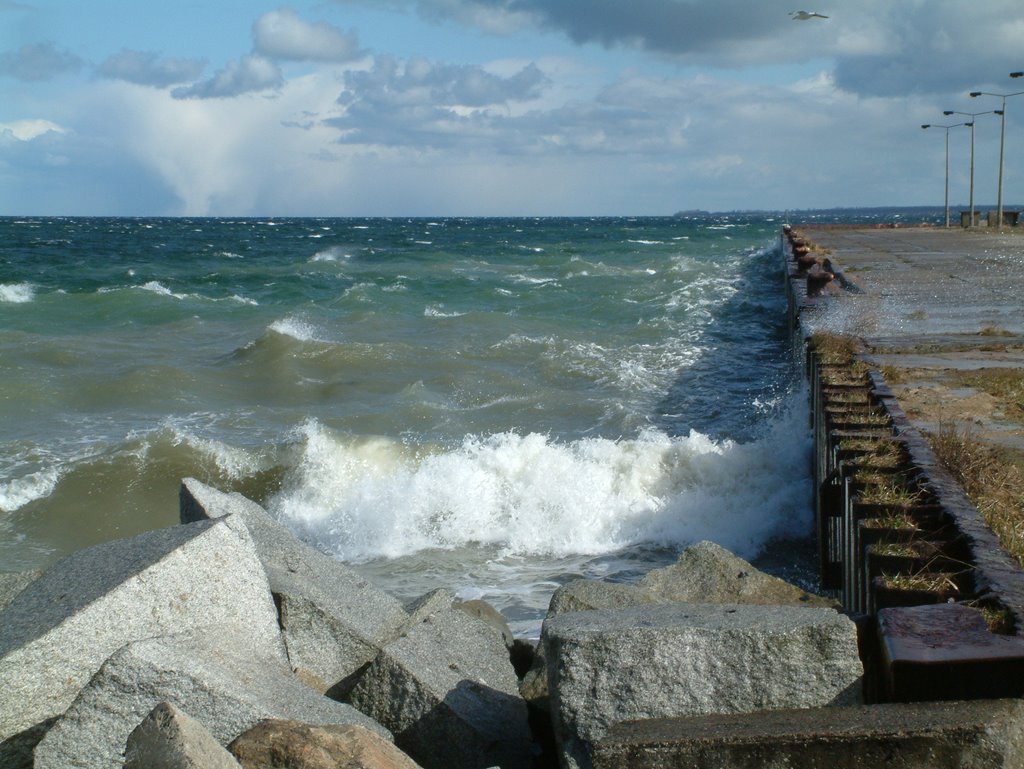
[
  {"left": 942, "top": 109, "right": 1000, "bottom": 227},
  {"left": 969, "top": 84, "right": 1024, "bottom": 226},
  {"left": 921, "top": 122, "right": 971, "bottom": 228}
]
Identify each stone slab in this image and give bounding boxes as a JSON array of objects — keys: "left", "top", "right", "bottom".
[
  {"left": 593, "top": 699, "right": 1024, "bottom": 769},
  {"left": 34, "top": 630, "right": 389, "bottom": 769},
  {"left": 0, "top": 516, "right": 284, "bottom": 746},
  {"left": 180, "top": 479, "right": 409, "bottom": 688},
  {"left": 878, "top": 603, "right": 1024, "bottom": 702},
  {"left": 228, "top": 720, "right": 423, "bottom": 769},
  {"left": 347, "top": 605, "right": 532, "bottom": 769},
  {"left": 123, "top": 702, "right": 242, "bottom": 769},
  {"left": 544, "top": 603, "right": 863, "bottom": 769}
]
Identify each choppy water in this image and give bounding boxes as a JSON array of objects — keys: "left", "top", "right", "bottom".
[{"left": 0, "top": 211, "right": 943, "bottom": 635}]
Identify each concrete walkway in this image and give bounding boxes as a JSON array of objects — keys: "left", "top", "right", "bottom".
[{"left": 797, "top": 226, "right": 1024, "bottom": 451}]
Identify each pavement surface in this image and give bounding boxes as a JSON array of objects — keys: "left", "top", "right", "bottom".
[{"left": 794, "top": 225, "right": 1024, "bottom": 451}]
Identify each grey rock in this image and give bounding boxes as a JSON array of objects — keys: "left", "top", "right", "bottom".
[
  {"left": 0, "top": 570, "right": 41, "bottom": 614},
  {"left": 546, "top": 581, "right": 653, "bottom": 618},
  {"left": 180, "top": 479, "right": 409, "bottom": 689},
  {"left": 453, "top": 599, "right": 514, "bottom": 649},
  {"left": 0, "top": 516, "right": 284, "bottom": 746},
  {"left": 544, "top": 603, "right": 863, "bottom": 769},
  {"left": 228, "top": 720, "right": 423, "bottom": 769},
  {"left": 34, "top": 630, "right": 390, "bottom": 769},
  {"left": 638, "top": 540, "right": 838, "bottom": 608},
  {"left": 593, "top": 700, "right": 1024, "bottom": 769},
  {"left": 347, "top": 605, "right": 532, "bottom": 769},
  {"left": 524, "top": 542, "right": 837, "bottom": 710},
  {"left": 123, "top": 702, "right": 242, "bottom": 769},
  {"left": 403, "top": 588, "right": 454, "bottom": 627}
]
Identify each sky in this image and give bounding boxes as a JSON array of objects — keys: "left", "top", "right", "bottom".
[{"left": 2, "top": 0, "right": 1024, "bottom": 216}]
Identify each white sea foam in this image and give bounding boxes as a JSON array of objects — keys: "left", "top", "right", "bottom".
[
  {"left": 140, "top": 281, "right": 188, "bottom": 299},
  {"left": 311, "top": 246, "right": 352, "bottom": 262},
  {"left": 0, "top": 466, "right": 61, "bottom": 512},
  {"left": 424, "top": 305, "right": 466, "bottom": 318},
  {"left": 268, "top": 316, "right": 322, "bottom": 342},
  {"left": 0, "top": 282, "right": 35, "bottom": 303},
  {"left": 270, "top": 407, "right": 811, "bottom": 563}
]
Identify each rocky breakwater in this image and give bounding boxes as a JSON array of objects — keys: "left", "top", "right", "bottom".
[{"left": 0, "top": 478, "right": 938, "bottom": 769}]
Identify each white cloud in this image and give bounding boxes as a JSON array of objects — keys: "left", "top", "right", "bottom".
[
  {"left": 171, "top": 54, "right": 283, "bottom": 99},
  {"left": 0, "top": 119, "right": 66, "bottom": 141},
  {"left": 253, "top": 8, "right": 363, "bottom": 62}
]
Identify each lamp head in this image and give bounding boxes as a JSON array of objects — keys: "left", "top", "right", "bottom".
[
  {"left": 921, "top": 124, "right": 931, "bottom": 129},
  {"left": 996, "top": 110, "right": 1005, "bottom": 115},
  {"left": 1011, "top": 72, "right": 1024, "bottom": 78},
  {"left": 943, "top": 110, "right": 954, "bottom": 115},
  {"left": 970, "top": 92, "right": 982, "bottom": 97}
]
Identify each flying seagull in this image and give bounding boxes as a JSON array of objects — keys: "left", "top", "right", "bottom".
[{"left": 790, "top": 11, "right": 829, "bottom": 20}]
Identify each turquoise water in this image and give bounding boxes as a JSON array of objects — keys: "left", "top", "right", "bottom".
[{"left": 0, "top": 212, "right": 940, "bottom": 633}]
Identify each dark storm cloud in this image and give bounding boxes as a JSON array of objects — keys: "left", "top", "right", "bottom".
[
  {"left": 0, "top": 41, "right": 83, "bottom": 81},
  {"left": 98, "top": 50, "right": 207, "bottom": 87},
  {"left": 335, "top": 0, "right": 792, "bottom": 56}
]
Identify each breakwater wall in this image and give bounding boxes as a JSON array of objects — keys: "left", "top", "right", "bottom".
[{"left": 781, "top": 224, "right": 1024, "bottom": 704}]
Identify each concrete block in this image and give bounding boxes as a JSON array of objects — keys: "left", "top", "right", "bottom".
[
  {"left": 347, "top": 605, "right": 532, "bottom": 769},
  {"left": 228, "top": 720, "right": 423, "bottom": 769},
  {"left": 544, "top": 603, "right": 863, "bottom": 769},
  {"left": 124, "top": 702, "right": 242, "bottom": 769},
  {"left": 0, "top": 516, "right": 284, "bottom": 747},
  {"left": 593, "top": 700, "right": 1024, "bottom": 769},
  {"left": 34, "top": 630, "right": 389, "bottom": 769},
  {"left": 180, "top": 479, "right": 409, "bottom": 689}
]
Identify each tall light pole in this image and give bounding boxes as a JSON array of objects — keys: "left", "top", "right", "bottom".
[
  {"left": 970, "top": 84, "right": 1024, "bottom": 226},
  {"left": 942, "top": 109, "right": 1000, "bottom": 226},
  {"left": 921, "top": 122, "right": 970, "bottom": 228}
]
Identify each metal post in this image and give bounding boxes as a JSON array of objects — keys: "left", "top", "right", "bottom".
[
  {"left": 997, "top": 99, "right": 1006, "bottom": 227},
  {"left": 944, "top": 127, "right": 951, "bottom": 228},
  {"left": 968, "top": 121, "right": 976, "bottom": 226}
]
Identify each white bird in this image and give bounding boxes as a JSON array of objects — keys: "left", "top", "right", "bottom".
[{"left": 790, "top": 10, "right": 829, "bottom": 20}]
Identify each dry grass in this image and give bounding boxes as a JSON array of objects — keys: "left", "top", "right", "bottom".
[
  {"left": 809, "top": 332, "right": 861, "bottom": 365},
  {"left": 953, "top": 367, "right": 1024, "bottom": 422},
  {"left": 879, "top": 571, "right": 961, "bottom": 594},
  {"left": 857, "top": 475, "right": 923, "bottom": 506},
  {"left": 931, "top": 421, "right": 1024, "bottom": 568}
]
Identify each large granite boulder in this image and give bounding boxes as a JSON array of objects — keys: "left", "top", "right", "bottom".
[
  {"left": 0, "top": 570, "right": 41, "bottom": 613},
  {"left": 123, "top": 702, "right": 242, "bottom": 769},
  {"left": 229, "top": 720, "right": 422, "bottom": 769},
  {"left": 180, "top": 479, "right": 410, "bottom": 692},
  {"left": 522, "top": 541, "right": 835, "bottom": 709},
  {"left": 637, "top": 540, "right": 837, "bottom": 607},
  {"left": 544, "top": 603, "right": 863, "bottom": 769},
  {"left": 0, "top": 516, "right": 284, "bottom": 754},
  {"left": 34, "top": 630, "right": 389, "bottom": 769},
  {"left": 347, "top": 604, "right": 533, "bottom": 769}
]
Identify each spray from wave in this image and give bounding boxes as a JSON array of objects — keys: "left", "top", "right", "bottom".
[{"left": 269, "top": 397, "right": 811, "bottom": 564}]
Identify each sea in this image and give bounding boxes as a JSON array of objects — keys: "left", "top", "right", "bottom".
[{"left": 0, "top": 208, "right": 946, "bottom": 636}]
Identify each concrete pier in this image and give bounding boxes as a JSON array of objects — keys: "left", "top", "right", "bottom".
[{"left": 782, "top": 224, "right": 1024, "bottom": 703}]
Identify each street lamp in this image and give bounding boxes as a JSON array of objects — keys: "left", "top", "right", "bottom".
[
  {"left": 969, "top": 84, "right": 1024, "bottom": 226},
  {"left": 942, "top": 109, "right": 1000, "bottom": 226},
  {"left": 921, "top": 122, "right": 971, "bottom": 228}
]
